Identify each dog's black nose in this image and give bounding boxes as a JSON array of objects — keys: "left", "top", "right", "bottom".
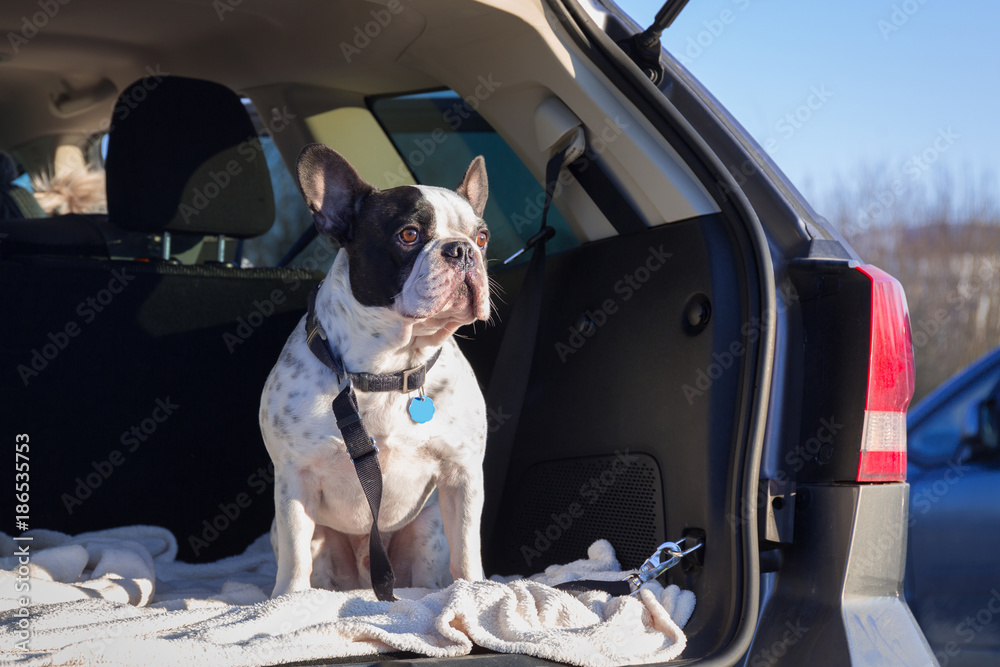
[{"left": 442, "top": 241, "right": 475, "bottom": 268}]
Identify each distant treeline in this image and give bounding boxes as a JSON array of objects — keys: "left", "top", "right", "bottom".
[{"left": 817, "top": 164, "right": 1000, "bottom": 403}]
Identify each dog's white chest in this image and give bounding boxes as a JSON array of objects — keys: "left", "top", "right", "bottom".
[{"left": 310, "top": 395, "right": 441, "bottom": 533}]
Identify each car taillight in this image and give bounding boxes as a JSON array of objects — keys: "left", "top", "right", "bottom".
[{"left": 855, "top": 265, "right": 915, "bottom": 482}]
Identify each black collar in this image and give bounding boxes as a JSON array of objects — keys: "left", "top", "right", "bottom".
[{"left": 305, "top": 282, "right": 441, "bottom": 393}]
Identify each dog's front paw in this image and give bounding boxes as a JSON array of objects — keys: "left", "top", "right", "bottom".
[
  {"left": 272, "top": 576, "right": 313, "bottom": 598},
  {"left": 450, "top": 559, "right": 485, "bottom": 582}
]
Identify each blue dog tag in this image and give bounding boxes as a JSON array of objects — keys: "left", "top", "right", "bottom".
[{"left": 408, "top": 396, "right": 435, "bottom": 424}]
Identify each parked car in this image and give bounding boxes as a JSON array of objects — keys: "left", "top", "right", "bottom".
[
  {"left": 0, "top": 0, "right": 935, "bottom": 663},
  {"left": 906, "top": 344, "right": 1000, "bottom": 667}
]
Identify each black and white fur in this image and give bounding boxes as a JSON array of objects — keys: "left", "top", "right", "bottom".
[{"left": 261, "top": 144, "right": 491, "bottom": 596}]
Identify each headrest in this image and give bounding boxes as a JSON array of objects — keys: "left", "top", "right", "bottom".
[{"left": 105, "top": 76, "right": 275, "bottom": 238}]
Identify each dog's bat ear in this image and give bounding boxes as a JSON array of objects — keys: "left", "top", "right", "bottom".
[
  {"left": 295, "top": 144, "right": 375, "bottom": 243},
  {"left": 456, "top": 155, "right": 488, "bottom": 219}
]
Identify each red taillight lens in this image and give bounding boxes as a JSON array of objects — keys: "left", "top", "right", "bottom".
[{"left": 856, "top": 265, "right": 915, "bottom": 482}]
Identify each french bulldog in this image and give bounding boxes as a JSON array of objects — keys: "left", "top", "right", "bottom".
[{"left": 261, "top": 144, "right": 490, "bottom": 597}]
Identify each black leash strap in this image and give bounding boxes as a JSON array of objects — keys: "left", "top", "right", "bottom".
[
  {"left": 555, "top": 538, "right": 704, "bottom": 597},
  {"left": 304, "top": 285, "right": 445, "bottom": 602},
  {"left": 331, "top": 384, "right": 396, "bottom": 601},
  {"left": 481, "top": 146, "right": 568, "bottom": 566},
  {"left": 555, "top": 579, "right": 632, "bottom": 595}
]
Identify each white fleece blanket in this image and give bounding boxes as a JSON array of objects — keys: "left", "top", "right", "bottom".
[{"left": 0, "top": 527, "right": 695, "bottom": 666}]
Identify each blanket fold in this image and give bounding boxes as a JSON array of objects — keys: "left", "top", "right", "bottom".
[{"left": 1, "top": 528, "right": 695, "bottom": 667}]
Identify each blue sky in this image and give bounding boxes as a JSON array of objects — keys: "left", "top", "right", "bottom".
[{"left": 612, "top": 0, "right": 998, "bottom": 219}]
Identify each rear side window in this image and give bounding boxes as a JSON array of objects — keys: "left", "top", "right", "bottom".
[
  {"left": 370, "top": 91, "right": 580, "bottom": 265},
  {"left": 239, "top": 99, "right": 315, "bottom": 268},
  {"left": 240, "top": 134, "right": 314, "bottom": 268}
]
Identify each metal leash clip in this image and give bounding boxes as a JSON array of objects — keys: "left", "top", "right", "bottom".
[{"left": 624, "top": 536, "right": 704, "bottom": 594}]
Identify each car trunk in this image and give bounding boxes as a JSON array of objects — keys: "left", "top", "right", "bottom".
[{"left": 0, "top": 216, "right": 759, "bottom": 664}]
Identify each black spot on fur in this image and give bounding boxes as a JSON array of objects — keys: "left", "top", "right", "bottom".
[
  {"left": 342, "top": 186, "right": 435, "bottom": 308},
  {"left": 282, "top": 404, "right": 301, "bottom": 424},
  {"left": 286, "top": 356, "right": 307, "bottom": 381},
  {"left": 272, "top": 414, "right": 289, "bottom": 437}
]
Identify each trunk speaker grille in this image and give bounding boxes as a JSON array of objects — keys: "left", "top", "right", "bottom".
[{"left": 501, "top": 453, "right": 664, "bottom": 573}]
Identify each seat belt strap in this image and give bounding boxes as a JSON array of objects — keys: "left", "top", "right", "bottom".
[{"left": 481, "top": 146, "right": 568, "bottom": 565}]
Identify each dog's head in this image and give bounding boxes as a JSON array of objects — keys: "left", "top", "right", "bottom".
[{"left": 295, "top": 144, "right": 490, "bottom": 328}]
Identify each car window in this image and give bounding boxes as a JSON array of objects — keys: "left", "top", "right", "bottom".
[
  {"left": 9, "top": 136, "right": 106, "bottom": 217},
  {"left": 370, "top": 91, "right": 581, "bottom": 266},
  {"left": 908, "top": 366, "right": 1000, "bottom": 464},
  {"left": 240, "top": 134, "right": 315, "bottom": 268}
]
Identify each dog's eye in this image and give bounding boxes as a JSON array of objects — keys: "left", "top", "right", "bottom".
[
  {"left": 398, "top": 228, "right": 419, "bottom": 244},
  {"left": 475, "top": 231, "right": 489, "bottom": 248}
]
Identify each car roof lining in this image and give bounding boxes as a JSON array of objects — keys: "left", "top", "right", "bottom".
[
  {"left": 0, "top": 0, "right": 437, "bottom": 147},
  {"left": 0, "top": 0, "right": 719, "bottom": 244}
]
